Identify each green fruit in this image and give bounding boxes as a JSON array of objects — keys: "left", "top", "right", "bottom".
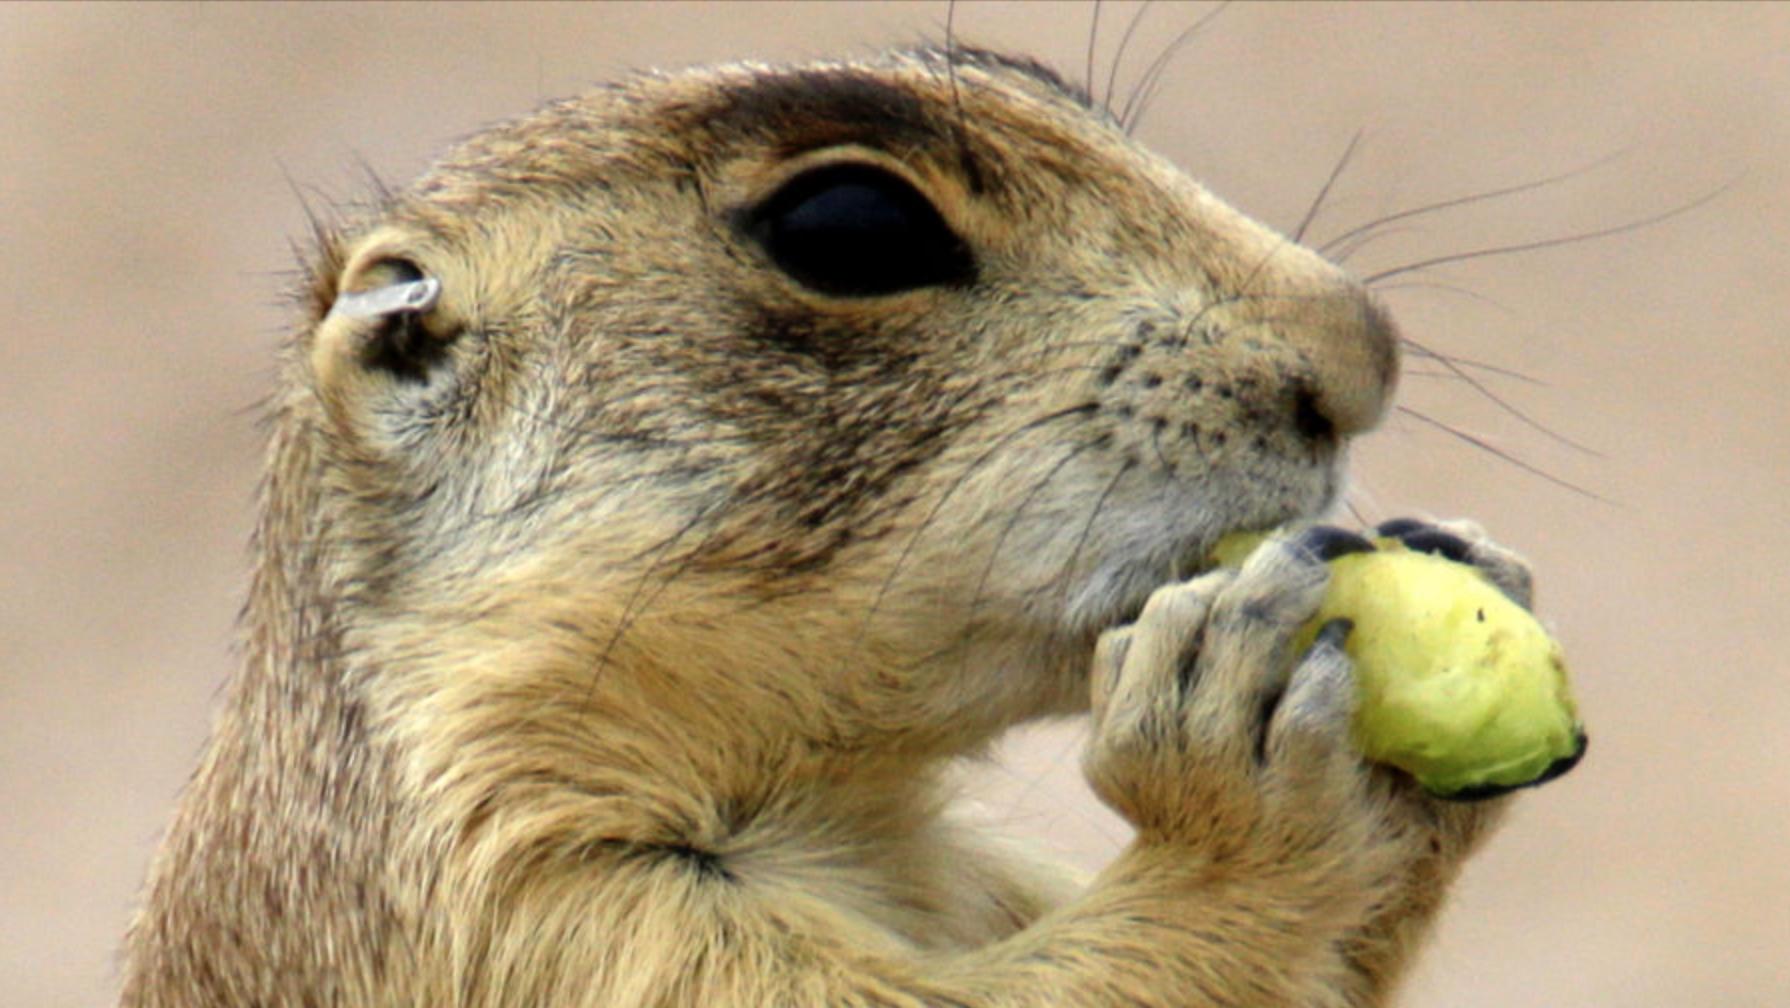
[{"left": 1213, "top": 531, "right": 1586, "bottom": 798}]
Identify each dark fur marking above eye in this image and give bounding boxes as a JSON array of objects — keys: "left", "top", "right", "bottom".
[
  {"left": 917, "top": 45, "right": 1096, "bottom": 111},
  {"left": 714, "top": 70, "right": 938, "bottom": 153}
]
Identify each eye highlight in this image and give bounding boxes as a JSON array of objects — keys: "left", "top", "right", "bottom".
[{"left": 742, "top": 163, "right": 975, "bottom": 297}]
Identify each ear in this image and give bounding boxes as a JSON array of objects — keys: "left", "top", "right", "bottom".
[{"left": 309, "top": 230, "right": 465, "bottom": 423}]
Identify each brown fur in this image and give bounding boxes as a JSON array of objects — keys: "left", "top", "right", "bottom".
[{"left": 120, "top": 48, "right": 1513, "bottom": 1006}]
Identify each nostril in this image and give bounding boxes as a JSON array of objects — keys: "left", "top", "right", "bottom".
[{"left": 1292, "top": 381, "right": 1335, "bottom": 443}]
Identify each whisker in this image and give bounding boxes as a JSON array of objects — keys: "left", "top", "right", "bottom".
[
  {"left": 1337, "top": 468, "right": 1395, "bottom": 537},
  {"left": 1050, "top": 458, "right": 1138, "bottom": 623},
  {"left": 1375, "top": 279, "right": 1519, "bottom": 320},
  {"left": 1317, "top": 149, "right": 1632, "bottom": 258},
  {"left": 1400, "top": 339, "right": 1544, "bottom": 386},
  {"left": 943, "top": 0, "right": 975, "bottom": 187},
  {"left": 1104, "top": 0, "right": 1154, "bottom": 123},
  {"left": 1121, "top": 0, "right": 1231, "bottom": 135},
  {"left": 1293, "top": 128, "right": 1365, "bottom": 245},
  {"left": 1084, "top": 0, "right": 1103, "bottom": 105},
  {"left": 1360, "top": 182, "right": 1732, "bottom": 287},
  {"left": 950, "top": 441, "right": 1098, "bottom": 679},
  {"left": 1327, "top": 224, "right": 1423, "bottom": 268},
  {"left": 1397, "top": 336, "right": 1594, "bottom": 453},
  {"left": 1394, "top": 405, "right": 1610, "bottom": 503},
  {"left": 968, "top": 441, "right": 1097, "bottom": 609},
  {"left": 583, "top": 496, "right": 730, "bottom": 704},
  {"left": 1403, "top": 367, "right": 1542, "bottom": 384}
]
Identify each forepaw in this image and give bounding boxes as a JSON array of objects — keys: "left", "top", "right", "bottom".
[{"left": 1086, "top": 527, "right": 1388, "bottom": 863}]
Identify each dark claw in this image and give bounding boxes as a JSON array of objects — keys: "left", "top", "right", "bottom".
[
  {"left": 1291, "top": 525, "right": 1377, "bottom": 565},
  {"left": 1376, "top": 520, "right": 1475, "bottom": 565},
  {"left": 1398, "top": 529, "right": 1475, "bottom": 564},
  {"left": 1433, "top": 731, "right": 1589, "bottom": 803},
  {"left": 1312, "top": 617, "right": 1354, "bottom": 652},
  {"left": 1528, "top": 731, "right": 1590, "bottom": 786},
  {"left": 1373, "top": 517, "right": 1429, "bottom": 538}
]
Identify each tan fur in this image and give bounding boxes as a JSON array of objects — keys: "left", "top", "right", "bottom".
[{"left": 120, "top": 48, "right": 1514, "bottom": 1006}]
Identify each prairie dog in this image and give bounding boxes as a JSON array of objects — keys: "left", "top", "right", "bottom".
[{"left": 120, "top": 46, "right": 1524, "bottom": 1006}]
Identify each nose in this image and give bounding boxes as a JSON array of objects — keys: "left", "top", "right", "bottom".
[{"left": 1278, "top": 284, "right": 1401, "bottom": 438}]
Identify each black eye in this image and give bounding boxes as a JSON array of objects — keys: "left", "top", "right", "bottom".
[{"left": 743, "top": 163, "right": 975, "bottom": 297}]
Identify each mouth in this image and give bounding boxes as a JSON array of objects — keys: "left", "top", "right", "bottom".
[
  {"left": 1015, "top": 438, "right": 1350, "bottom": 643},
  {"left": 1073, "top": 501, "right": 1323, "bottom": 636}
]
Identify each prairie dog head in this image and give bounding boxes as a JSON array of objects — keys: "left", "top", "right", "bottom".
[{"left": 290, "top": 48, "right": 1397, "bottom": 763}]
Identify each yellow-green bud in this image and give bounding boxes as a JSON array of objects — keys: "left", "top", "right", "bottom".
[{"left": 1215, "top": 532, "right": 1586, "bottom": 798}]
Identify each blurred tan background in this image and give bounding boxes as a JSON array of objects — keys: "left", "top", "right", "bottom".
[{"left": 3, "top": 2, "right": 1786, "bottom": 1004}]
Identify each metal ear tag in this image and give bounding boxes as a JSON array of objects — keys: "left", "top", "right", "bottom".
[{"left": 329, "top": 276, "right": 441, "bottom": 320}]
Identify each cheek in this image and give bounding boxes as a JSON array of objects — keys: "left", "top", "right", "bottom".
[{"left": 664, "top": 340, "right": 983, "bottom": 573}]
